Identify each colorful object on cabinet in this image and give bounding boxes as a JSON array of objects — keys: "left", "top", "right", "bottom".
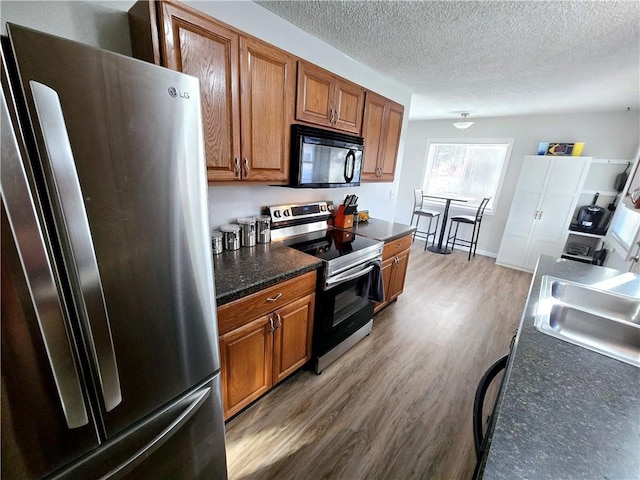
[{"left": 537, "top": 142, "right": 585, "bottom": 156}]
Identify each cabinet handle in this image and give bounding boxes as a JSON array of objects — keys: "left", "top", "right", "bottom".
[
  {"left": 268, "top": 317, "right": 275, "bottom": 334},
  {"left": 234, "top": 157, "right": 240, "bottom": 177},
  {"left": 243, "top": 157, "right": 250, "bottom": 178},
  {"left": 266, "top": 293, "right": 283, "bottom": 303},
  {"left": 534, "top": 210, "right": 539, "bottom": 220},
  {"left": 539, "top": 211, "right": 543, "bottom": 220},
  {"left": 275, "top": 313, "right": 282, "bottom": 329}
]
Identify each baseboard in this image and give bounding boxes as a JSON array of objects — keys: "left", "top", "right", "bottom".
[
  {"left": 494, "top": 261, "right": 533, "bottom": 273},
  {"left": 416, "top": 239, "right": 497, "bottom": 259}
]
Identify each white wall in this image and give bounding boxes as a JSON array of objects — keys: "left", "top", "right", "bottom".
[
  {"left": 0, "top": 1, "right": 133, "bottom": 55},
  {"left": 399, "top": 111, "right": 640, "bottom": 256},
  {"left": 1, "top": 0, "right": 413, "bottom": 230}
]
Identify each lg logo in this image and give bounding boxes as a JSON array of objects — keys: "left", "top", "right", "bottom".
[{"left": 168, "top": 87, "right": 190, "bottom": 99}]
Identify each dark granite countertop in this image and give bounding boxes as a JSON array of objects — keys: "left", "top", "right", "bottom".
[
  {"left": 212, "top": 242, "right": 322, "bottom": 306},
  {"left": 480, "top": 255, "right": 640, "bottom": 479},
  {"left": 345, "top": 217, "right": 415, "bottom": 242}
]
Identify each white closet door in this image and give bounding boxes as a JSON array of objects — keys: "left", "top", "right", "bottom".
[
  {"left": 497, "top": 156, "right": 549, "bottom": 267},
  {"left": 525, "top": 193, "right": 577, "bottom": 269},
  {"left": 497, "top": 192, "right": 542, "bottom": 266}
]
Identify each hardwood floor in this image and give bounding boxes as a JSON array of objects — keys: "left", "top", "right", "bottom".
[{"left": 224, "top": 242, "right": 532, "bottom": 480}]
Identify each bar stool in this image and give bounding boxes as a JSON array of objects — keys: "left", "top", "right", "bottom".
[
  {"left": 445, "top": 197, "right": 490, "bottom": 260},
  {"left": 410, "top": 189, "right": 440, "bottom": 247}
]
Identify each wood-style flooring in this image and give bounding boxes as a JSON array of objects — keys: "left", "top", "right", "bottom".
[{"left": 225, "top": 242, "right": 532, "bottom": 480}]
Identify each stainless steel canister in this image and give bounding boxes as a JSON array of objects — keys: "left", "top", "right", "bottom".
[
  {"left": 211, "top": 231, "right": 223, "bottom": 254},
  {"left": 220, "top": 224, "right": 241, "bottom": 251},
  {"left": 237, "top": 217, "right": 256, "bottom": 247},
  {"left": 256, "top": 215, "right": 271, "bottom": 243}
]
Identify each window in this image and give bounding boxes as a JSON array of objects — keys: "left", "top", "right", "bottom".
[
  {"left": 610, "top": 205, "right": 640, "bottom": 250},
  {"left": 422, "top": 139, "right": 513, "bottom": 213}
]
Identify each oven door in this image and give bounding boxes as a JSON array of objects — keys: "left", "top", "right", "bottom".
[{"left": 314, "top": 263, "right": 375, "bottom": 358}]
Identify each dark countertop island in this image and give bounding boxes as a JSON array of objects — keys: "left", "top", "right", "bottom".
[
  {"left": 480, "top": 255, "right": 640, "bottom": 479},
  {"left": 343, "top": 217, "right": 415, "bottom": 242},
  {"left": 213, "top": 242, "right": 322, "bottom": 306}
]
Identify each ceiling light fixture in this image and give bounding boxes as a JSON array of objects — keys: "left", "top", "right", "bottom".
[{"left": 453, "top": 112, "right": 474, "bottom": 130}]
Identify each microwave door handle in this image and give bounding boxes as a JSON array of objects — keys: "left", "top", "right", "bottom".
[
  {"left": 344, "top": 149, "right": 355, "bottom": 183},
  {"left": 30, "top": 81, "right": 122, "bottom": 412}
]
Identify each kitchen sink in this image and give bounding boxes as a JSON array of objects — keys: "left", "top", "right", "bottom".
[{"left": 535, "top": 276, "right": 640, "bottom": 367}]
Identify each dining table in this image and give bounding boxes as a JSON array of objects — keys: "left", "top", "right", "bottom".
[{"left": 423, "top": 194, "right": 473, "bottom": 254}]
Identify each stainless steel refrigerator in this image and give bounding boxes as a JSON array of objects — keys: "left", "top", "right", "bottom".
[{"left": 1, "top": 24, "right": 227, "bottom": 479}]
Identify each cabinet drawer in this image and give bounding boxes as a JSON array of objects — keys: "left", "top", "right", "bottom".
[
  {"left": 382, "top": 234, "right": 412, "bottom": 260},
  {"left": 217, "top": 271, "right": 317, "bottom": 335}
]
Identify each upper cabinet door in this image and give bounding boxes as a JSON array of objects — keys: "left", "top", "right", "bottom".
[
  {"left": 295, "top": 62, "right": 334, "bottom": 129},
  {"left": 332, "top": 79, "right": 365, "bottom": 134},
  {"left": 361, "top": 91, "right": 404, "bottom": 182},
  {"left": 240, "top": 38, "right": 295, "bottom": 183},
  {"left": 295, "top": 61, "right": 365, "bottom": 134},
  {"left": 379, "top": 102, "right": 403, "bottom": 180},
  {"left": 361, "top": 92, "right": 386, "bottom": 180},
  {"left": 158, "top": 2, "right": 241, "bottom": 182}
]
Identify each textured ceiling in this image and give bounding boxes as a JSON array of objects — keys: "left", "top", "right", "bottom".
[{"left": 257, "top": 0, "right": 640, "bottom": 120}]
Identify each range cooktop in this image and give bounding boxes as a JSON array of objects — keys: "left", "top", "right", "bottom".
[{"left": 284, "top": 228, "right": 380, "bottom": 262}]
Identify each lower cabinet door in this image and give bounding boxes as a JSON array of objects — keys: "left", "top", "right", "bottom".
[
  {"left": 273, "top": 293, "right": 315, "bottom": 384},
  {"left": 390, "top": 249, "right": 410, "bottom": 300},
  {"left": 375, "top": 256, "right": 395, "bottom": 313},
  {"left": 219, "top": 315, "right": 273, "bottom": 419}
]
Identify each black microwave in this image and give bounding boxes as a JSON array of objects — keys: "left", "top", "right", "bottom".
[{"left": 290, "top": 125, "right": 364, "bottom": 188}]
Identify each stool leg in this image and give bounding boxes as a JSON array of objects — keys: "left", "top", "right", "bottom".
[
  {"left": 413, "top": 215, "right": 421, "bottom": 242},
  {"left": 472, "top": 220, "right": 482, "bottom": 259},
  {"left": 424, "top": 216, "right": 433, "bottom": 251},
  {"left": 432, "top": 215, "right": 440, "bottom": 246},
  {"left": 451, "top": 222, "right": 460, "bottom": 251}
]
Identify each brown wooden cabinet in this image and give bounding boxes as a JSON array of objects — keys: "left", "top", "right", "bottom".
[
  {"left": 361, "top": 91, "right": 404, "bottom": 182},
  {"left": 374, "top": 233, "right": 412, "bottom": 313},
  {"left": 217, "top": 271, "right": 316, "bottom": 419},
  {"left": 296, "top": 61, "right": 365, "bottom": 134},
  {"left": 129, "top": 0, "right": 294, "bottom": 184}
]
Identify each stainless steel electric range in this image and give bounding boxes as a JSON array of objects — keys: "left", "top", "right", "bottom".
[{"left": 267, "top": 201, "right": 383, "bottom": 373}]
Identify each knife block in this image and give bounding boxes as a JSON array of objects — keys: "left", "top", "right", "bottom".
[{"left": 334, "top": 205, "right": 355, "bottom": 228}]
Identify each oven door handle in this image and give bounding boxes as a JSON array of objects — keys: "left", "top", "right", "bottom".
[{"left": 325, "top": 263, "right": 375, "bottom": 290}]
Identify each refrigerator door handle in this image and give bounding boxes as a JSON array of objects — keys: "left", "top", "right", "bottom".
[
  {"left": 29, "top": 81, "right": 122, "bottom": 412},
  {"left": 1, "top": 84, "right": 88, "bottom": 429},
  {"left": 104, "top": 386, "right": 211, "bottom": 479}
]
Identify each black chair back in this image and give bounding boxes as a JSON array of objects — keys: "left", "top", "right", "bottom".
[{"left": 475, "top": 197, "right": 491, "bottom": 222}]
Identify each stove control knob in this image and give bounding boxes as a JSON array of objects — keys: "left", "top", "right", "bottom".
[
  {"left": 283, "top": 210, "right": 290, "bottom": 217},
  {"left": 320, "top": 204, "right": 327, "bottom": 211},
  {"left": 273, "top": 210, "right": 281, "bottom": 218}
]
